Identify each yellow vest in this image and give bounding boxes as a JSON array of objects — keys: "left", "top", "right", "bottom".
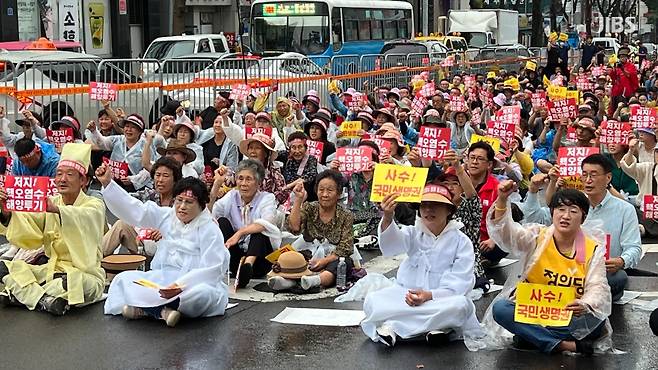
[{"left": 525, "top": 230, "right": 597, "bottom": 298}]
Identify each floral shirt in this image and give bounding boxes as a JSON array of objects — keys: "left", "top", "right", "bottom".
[
  {"left": 299, "top": 201, "right": 354, "bottom": 258},
  {"left": 130, "top": 188, "right": 170, "bottom": 207},
  {"left": 263, "top": 164, "right": 290, "bottom": 205},
  {"left": 281, "top": 153, "right": 318, "bottom": 185},
  {"left": 347, "top": 172, "right": 377, "bottom": 213},
  {"left": 453, "top": 195, "right": 485, "bottom": 278}
]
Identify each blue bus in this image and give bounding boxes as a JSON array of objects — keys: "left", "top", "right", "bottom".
[{"left": 249, "top": 0, "right": 414, "bottom": 58}]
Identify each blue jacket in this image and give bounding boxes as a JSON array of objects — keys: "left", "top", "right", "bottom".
[{"left": 12, "top": 140, "right": 60, "bottom": 178}]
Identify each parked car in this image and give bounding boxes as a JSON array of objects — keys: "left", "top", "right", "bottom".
[
  {"left": 143, "top": 34, "right": 230, "bottom": 61},
  {"left": 592, "top": 37, "right": 621, "bottom": 55},
  {"left": 469, "top": 44, "right": 533, "bottom": 73},
  {"left": 414, "top": 35, "right": 468, "bottom": 53},
  {"left": 0, "top": 50, "right": 160, "bottom": 130}
]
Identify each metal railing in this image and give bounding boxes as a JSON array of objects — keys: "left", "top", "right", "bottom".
[{"left": 0, "top": 51, "right": 543, "bottom": 129}]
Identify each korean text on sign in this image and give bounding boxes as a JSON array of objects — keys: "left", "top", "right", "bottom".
[
  {"left": 557, "top": 147, "right": 599, "bottom": 177},
  {"left": 514, "top": 282, "right": 575, "bottom": 327},
  {"left": 531, "top": 92, "right": 547, "bottom": 109},
  {"left": 486, "top": 121, "right": 516, "bottom": 145},
  {"left": 370, "top": 136, "right": 392, "bottom": 157},
  {"left": 339, "top": 121, "right": 362, "bottom": 139},
  {"left": 643, "top": 195, "right": 658, "bottom": 220},
  {"left": 630, "top": 106, "right": 658, "bottom": 129},
  {"left": 89, "top": 82, "right": 118, "bottom": 101},
  {"left": 3, "top": 176, "right": 51, "bottom": 213},
  {"left": 469, "top": 134, "right": 500, "bottom": 152},
  {"left": 420, "top": 82, "right": 436, "bottom": 98},
  {"left": 449, "top": 95, "right": 466, "bottom": 112},
  {"left": 547, "top": 85, "right": 567, "bottom": 99},
  {"left": 411, "top": 94, "right": 428, "bottom": 117},
  {"left": 495, "top": 106, "right": 521, "bottom": 126},
  {"left": 46, "top": 128, "right": 74, "bottom": 150},
  {"left": 306, "top": 140, "right": 324, "bottom": 161},
  {"left": 599, "top": 120, "right": 631, "bottom": 144},
  {"left": 229, "top": 84, "right": 251, "bottom": 101},
  {"left": 335, "top": 147, "right": 373, "bottom": 174},
  {"left": 547, "top": 98, "right": 577, "bottom": 121},
  {"left": 245, "top": 126, "right": 273, "bottom": 140},
  {"left": 417, "top": 127, "right": 451, "bottom": 160},
  {"left": 370, "top": 164, "right": 429, "bottom": 203},
  {"left": 103, "top": 157, "right": 130, "bottom": 179}
]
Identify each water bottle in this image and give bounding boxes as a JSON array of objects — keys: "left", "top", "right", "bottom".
[{"left": 336, "top": 257, "right": 347, "bottom": 290}]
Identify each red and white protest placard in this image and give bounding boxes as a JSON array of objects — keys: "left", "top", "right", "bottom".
[
  {"left": 203, "top": 165, "right": 214, "bottom": 183},
  {"left": 644, "top": 195, "right": 658, "bottom": 220},
  {"left": 440, "top": 56, "right": 455, "bottom": 67},
  {"left": 89, "top": 82, "right": 118, "bottom": 101},
  {"left": 2, "top": 176, "right": 50, "bottom": 212},
  {"left": 599, "top": 120, "right": 631, "bottom": 144},
  {"left": 531, "top": 92, "right": 547, "bottom": 109},
  {"left": 136, "top": 228, "right": 154, "bottom": 241},
  {"left": 591, "top": 66, "right": 604, "bottom": 77},
  {"left": 306, "top": 140, "right": 324, "bottom": 161},
  {"left": 411, "top": 94, "right": 428, "bottom": 117},
  {"left": 336, "top": 147, "right": 373, "bottom": 174},
  {"left": 630, "top": 106, "right": 658, "bottom": 129},
  {"left": 486, "top": 121, "right": 516, "bottom": 145},
  {"left": 449, "top": 95, "right": 466, "bottom": 112},
  {"left": 547, "top": 98, "right": 577, "bottom": 121},
  {"left": 46, "top": 128, "right": 74, "bottom": 150},
  {"left": 370, "top": 136, "right": 392, "bottom": 157},
  {"left": 5, "top": 156, "right": 13, "bottom": 175},
  {"left": 103, "top": 157, "right": 130, "bottom": 179},
  {"left": 464, "top": 75, "right": 476, "bottom": 89},
  {"left": 575, "top": 75, "right": 594, "bottom": 91},
  {"left": 417, "top": 127, "right": 451, "bottom": 160},
  {"left": 420, "top": 82, "right": 436, "bottom": 98},
  {"left": 557, "top": 147, "right": 599, "bottom": 177},
  {"left": 245, "top": 126, "right": 273, "bottom": 139},
  {"left": 229, "top": 84, "right": 251, "bottom": 101},
  {"left": 566, "top": 126, "right": 578, "bottom": 142},
  {"left": 479, "top": 90, "right": 493, "bottom": 108},
  {"left": 495, "top": 105, "right": 521, "bottom": 126}
]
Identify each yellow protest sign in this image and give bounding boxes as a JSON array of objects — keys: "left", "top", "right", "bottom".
[
  {"left": 328, "top": 79, "right": 340, "bottom": 95},
  {"left": 514, "top": 282, "right": 575, "bottom": 327},
  {"left": 370, "top": 164, "right": 428, "bottom": 203},
  {"left": 470, "top": 134, "right": 501, "bottom": 152},
  {"left": 547, "top": 85, "right": 567, "bottom": 99},
  {"left": 340, "top": 121, "right": 363, "bottom": 139},
  {"left": 265, "top": 244, "right": 296, "bottom": 264},
  {"left": 566, "top": 90, "right": 580, "bottom": 102},
  {"left": 562, "top": 176, "right": 584, "bottom": 190},
  {"left": 525, "top": 60, "right": 537, "bottom": 72},
  {"left": 543, "top": 75, "right": 551, "bottom": 87}
]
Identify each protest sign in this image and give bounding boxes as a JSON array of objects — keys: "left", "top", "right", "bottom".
[
  {"left": 599, "top": 120, "right": 631, "bottom": 144},
  {"left": 229, "top": 84, "right": 251, "bottom": 101},
  {"left": 470, "top": 134, "right": 501, "bottom": 152},
  {"left": 412, "top": 94, "right": 428, "bottom": 116},
  {"left": 245, "top": 126, "right": 273, "bottom": 139},
  {"left": 370, "top": 136, "right": 392, "bottom": 157},
  {"left": 514, "top": 282, "right": 575, "bottom": 327},
  {"left": 265, "top": 245, "right": 296, "bottom": 264},
  {"left": 103, "top": 157, "right": 130, "bottom": 179},
  {"left": 547, "top": 98, "right": 577, "bottom": 121},
  {"left": 336, "top": 147, "right": 373, "bottom": 173},
  {"left": 644, "top": 195, "right": 658, "bottom": 220},
  {"left": 557, "top": 147, "right": 599, "bottom": 177},
  {"left": 420, "top": 82, "right": 436, "bottom": 98},
  {"left": 495, "top": 105, "right": 521, "bottom": 126},
  {"left": 370, "top": 164, "right": 428, "bottom": 203},
  {"left": 2, "top": 176, "right": 50, "bottom": 212},
  {"left": 547, "top": 84, "right": 567, "bottom": 99},
  {"left": 591, "top": 66, "right": 604, "bottom": 77},
  {"left": 306, "top": 140, "right": 324, "bottom": 161},
  {"left": 417, "top": 127, "right": 451, "bottom": 160},
  {"left": 46, "top": 128, "right": 74, "bottom": 150},
  {"left": 479, "top": 90, "right": 493, "bottom": 108},
  {"left": 565, "top": 90, "right": 580, "bottom": 102},
  {"left": 339, "top": 121, "right": 362, "bottom": 139},
  {"left": 531, "top": 92, "right": 547, "bottom": 109},
  {"left": 89, "top": 82, "right": 118, "bottom": 101},
  {"left": 630, "top": 106, "right": 657, "bottom": 129},
  {"left": 449, "top": 95, "right": 466, "bottom": 112},
  {"left": 486, "top": 121, "right": 516, "bottom": 145}
]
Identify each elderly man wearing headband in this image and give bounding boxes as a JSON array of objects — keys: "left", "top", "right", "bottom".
[
  {"left": 12, "top": 137, "right": 60, "bottom": 178},
  {"left": 0, "top": 143, "right": 106, "bottom": 315}
]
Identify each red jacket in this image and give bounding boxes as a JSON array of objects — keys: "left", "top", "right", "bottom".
[
  {"left": 609, "top": 61, "right": 638, "bottom": 98},
  {"left": 477, "top": 174, "right": 499, "bottom": 241}
]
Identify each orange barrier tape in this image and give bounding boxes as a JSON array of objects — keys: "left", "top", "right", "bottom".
[
  {"left": 331, "top": 67, "right": 408, "bottom": 81},
  {"left": 0, "top": 86, "right": 16, "bottom": 94},
  {"left": 15, "top": 86, "right": 89, "bottom": 97},
  {"left": 115, "top": 82, "right": 162, "bottom": 90}
]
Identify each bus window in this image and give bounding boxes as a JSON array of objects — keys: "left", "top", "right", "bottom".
[
  {"left": 332, "top": 7, "right": 342, "bottom": 51},
  {"left": 371, "top": 10, "right": 383, "bottom": 40}
]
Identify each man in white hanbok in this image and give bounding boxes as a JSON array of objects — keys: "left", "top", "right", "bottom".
[
  {"left": 98, "top": 164, "right": 230, "bottom": 327},
  {"left": 361, "top": 184, "right": 483, "bottom": 348}
]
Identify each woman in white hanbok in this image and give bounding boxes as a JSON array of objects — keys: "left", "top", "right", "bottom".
[
  {"left": 98, "top": 164, "right": 229, "bottom": 327},
  {"left": 361, "top": 184, "right": 483, "bottom": 348}
]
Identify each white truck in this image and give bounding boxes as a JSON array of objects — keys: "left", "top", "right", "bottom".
[{"left": 447, "top": 9, "right": 519, "bottom": 48}]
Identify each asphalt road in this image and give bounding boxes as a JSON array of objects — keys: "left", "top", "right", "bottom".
[{"left": 1, "top": 251, "right": 658, "bottom": 370}]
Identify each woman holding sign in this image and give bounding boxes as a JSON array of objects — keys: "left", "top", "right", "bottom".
[
  {"left": 99, "top": 166, "right": 229, "bottom": 327},
  {"left": 483, "top": 180, "right": 611, "bottom": 354}
]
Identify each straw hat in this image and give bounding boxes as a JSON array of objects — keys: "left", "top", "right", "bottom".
[
  {"left": 421, "top": 184, "right": 456, "bottom": 210},
  {"left": 101, "top": 254, "right": 146, "bottom": 272},
  {"left": 267, "top": 251, "right": 312, "bottom": 279},
  {"left": 239, "top": 132, "right": 278, "bottom": 162},
  {"left": 156, "top": 139, "right": 197, "bottom": 164},
  {"left": 373, "top": 109, "right": 396, "bottom": 124},
  {"left": 376, "top": 122, "right": 398, "bottom": 135}
]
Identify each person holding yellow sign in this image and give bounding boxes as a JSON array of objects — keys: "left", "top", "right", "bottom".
[{"left": 483, "top": 180, "right": 611, "bottom": 354}]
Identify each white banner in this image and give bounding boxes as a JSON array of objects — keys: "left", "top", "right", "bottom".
[
  {"left": 58, "top": 0, "right": 80, "bottom": 42},
  {"left": 18, "top": 0, "right": 40, "bottom": 40},
  {"left": 83, "top": 0, "right": 112, "bottom": 56}
]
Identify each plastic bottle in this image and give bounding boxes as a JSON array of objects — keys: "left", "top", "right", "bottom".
[{"left": 336, "top": 257, "right": 347, "bottom": 290}]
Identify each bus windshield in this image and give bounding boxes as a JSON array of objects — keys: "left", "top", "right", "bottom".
[{"left": 251, "top": 2, "right": 330, "bottom": 55}]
